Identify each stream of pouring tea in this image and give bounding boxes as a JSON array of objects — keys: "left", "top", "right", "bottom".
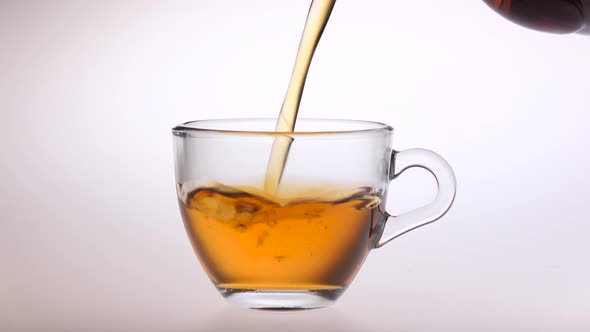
[{"left": 264, "top": 0, "right": 336, "bottom": 194}]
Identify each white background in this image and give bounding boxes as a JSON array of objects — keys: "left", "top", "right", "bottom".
[{"left": 1, "top": 1, "right": 589, "bottom": 331}]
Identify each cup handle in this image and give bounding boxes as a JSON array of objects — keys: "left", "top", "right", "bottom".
[{"left": 374, "top": 149, "right": 457, "bottom": 248}]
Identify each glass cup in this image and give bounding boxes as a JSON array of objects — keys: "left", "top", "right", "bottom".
[{"left": 172, "top": 119, "right": 456, "bottom": 309}]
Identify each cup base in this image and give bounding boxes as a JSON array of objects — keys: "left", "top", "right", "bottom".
[{"left": 217, "top": 287, "right": 344, "bottom": 310}]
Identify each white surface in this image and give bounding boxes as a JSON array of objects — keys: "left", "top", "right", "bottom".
[{"left": 1, "top": 1, "right": 589, "bottom": 331}]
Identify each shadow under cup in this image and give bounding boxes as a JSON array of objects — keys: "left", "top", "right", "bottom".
[{"left": 173, "top": 119, "right": 456, "bottom": 309}]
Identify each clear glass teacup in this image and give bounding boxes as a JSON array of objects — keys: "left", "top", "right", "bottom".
[{"left": 173, "top": 119, "right": 456, "bottom": 309}]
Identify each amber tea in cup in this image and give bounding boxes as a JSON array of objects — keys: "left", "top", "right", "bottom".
[{"left": 180, "top": 185, "right": 380, "bottom": 298}]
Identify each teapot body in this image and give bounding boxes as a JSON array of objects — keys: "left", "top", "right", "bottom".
[{"left": 484, "top": 0, "right": 590, "bottom": 34}]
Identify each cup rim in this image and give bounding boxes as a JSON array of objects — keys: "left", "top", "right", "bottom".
[{"left": 172, "top": 118, "right": 393, "bottom": 137}]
